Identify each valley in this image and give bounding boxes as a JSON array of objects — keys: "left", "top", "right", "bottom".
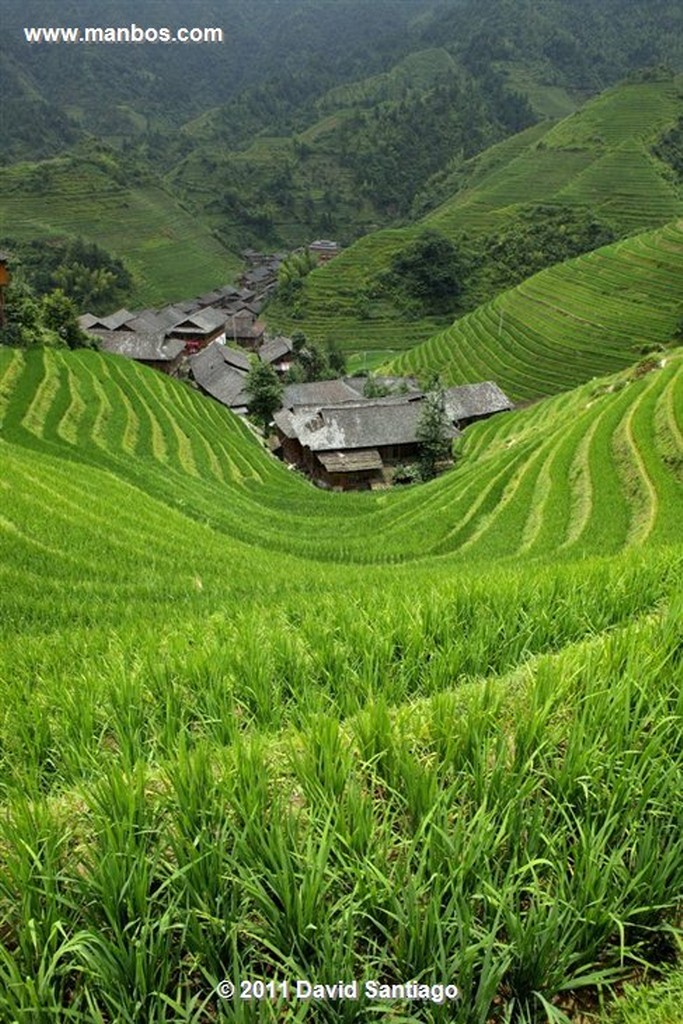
[{"left": 0, "top": 2, "right": 682, "bottom": 1022}]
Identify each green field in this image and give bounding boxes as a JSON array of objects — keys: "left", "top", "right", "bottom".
[
  {"left": 387, "top": 219, "right": 683, "bottom": 401},
  {"left": 267, "top": 77, "right": 683, "bottom": 353},
  {"left": 0, "top": 341, "right": 681, "bottom": 1022},
  {"left": 0, "top": 156, "right": 240, "bottom": 307}
]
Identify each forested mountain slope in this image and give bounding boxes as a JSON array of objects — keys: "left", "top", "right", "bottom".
[
  {"left": 267, "top": 75, "right": 683, "bottom": 354},
  {"left": 3, "top": 0, "right": 682, "bottom": 272}
]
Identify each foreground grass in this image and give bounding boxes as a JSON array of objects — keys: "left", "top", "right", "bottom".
[
  {"left": 0, "top": 346, "right": 681, "bottom": 1022},
  {"left": 0, "top": 593, "right": 680, "bottom": 1022},
  {"left": 601, "top": 962, "right": 683, "bottom": 1024}
]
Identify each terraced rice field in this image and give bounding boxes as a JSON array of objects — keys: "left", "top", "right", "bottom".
[
  {"left": 388, "top": 219, "right": 683, "bottom": 402},
  {"left": 268, "top": 77, "right": 683, "bottom": 354},
  {"left": 0, "top": 345, "right": 681, "bottom": 1022},
  {"left": 0, "top": 159, "right": 239, "bottom": 306}
]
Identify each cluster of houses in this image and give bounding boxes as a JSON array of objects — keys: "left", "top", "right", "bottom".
[
  {"left": 239, "top": 240, "right": 341, "bottom": 292},
  {"left": 77, "top": 235, "right": 512, "bottom": 491},
  {"left": 78, "top": 243, "right": 343, "bottom": 403},
  {"left": 273, "top": 378, "right": 512, "bottom": 490},
  {"left": 79, "top": 282, "right": 266, "bottom": 370},
  {"left": 78, "top": 265, "right": 299, "bottom": 412}
]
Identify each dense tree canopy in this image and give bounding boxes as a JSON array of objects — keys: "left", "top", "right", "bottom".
[
  {"left": 383, "top": 231, "right": 464, "bottom": 314},
  {"left": 245, "top": 362, "right": 283, "bottom": 431}
]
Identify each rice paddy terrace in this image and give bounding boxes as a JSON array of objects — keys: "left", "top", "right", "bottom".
[
  {"left": 267, "top": 76, "right": 683, "bottom": 354},
  {"left": 0, "top": 340, "right": 682, "bottom": 1022},
  {"left": 0, "top": 157, "right": 239, "bottom": 307},
  {"left": 388, "top": 218, "right": 683, "bottom": 401}
]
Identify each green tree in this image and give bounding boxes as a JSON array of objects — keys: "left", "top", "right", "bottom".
[
  {"left": 416, "top": 379, "right": 452, "bottom": 481},
  {"left": 386, "top": 230, "right": 464, "bottom": 314},
  {"left": 298, "top": 341, "right": 327, "bottom": 381},
  {"left": 291, "top": 331, "right": 307, "bottom": 353},
  {"left": 41, "top": 289, "right": 88, "bottom": 349},
  {"left": 325, "top": 338, "right": 346, "bottom": 376},
  {"left": 0, "top": 278, "right": 47, "bottom": 347},
  {"left": 246, "top": 361, "right": 283, "bottom": 432}
]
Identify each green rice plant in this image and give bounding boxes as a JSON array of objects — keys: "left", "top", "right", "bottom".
[{"left": 0, "top": 333, "right": 681, "bottom": 1023}]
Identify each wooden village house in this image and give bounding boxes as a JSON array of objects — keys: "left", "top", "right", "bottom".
[
  {"left": 308, "top": 239, "right": 341, "bottom": 263},
  {"left": 97, "top": 331, "right": 185, "bottom": 374},
  {"left": 273, "top": 381, "right": 512, "bottom": 490}
]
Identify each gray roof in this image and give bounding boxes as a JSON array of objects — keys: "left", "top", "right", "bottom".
[
  {"left": 259, "top": 336, "right": 293, "bottom": 365},
  {"left": 78, "top": 313, "right": 103, "bottom": 329},
  {"left": 169, "top": 308, "right": 226, "bottom": 335},
  {"left": 101, "top": 308, "right": 135, "bottom": 330},
  {"left": 189, "top": 341, "right": 250, "bottom": 409},
  {"left": 217, "top": 284, "right": 242, "bottom": 299},
  {"left": 444, "top": 382, "right": 513, "bottom": 422},
  {"left": 282, "top": 378, "right": 361, "bottom": 409},
  {"left": 275, "top": 394, "right": 460, "bottom": 452},
  {"left": 223, "top": 347, "right": 252, "bottom": 372},
  {"left": 225, "top": 313, "right": 265, "bottom": 341},
  {"left": 148, "top": 305, "right": 189, "bottom": 330},
  {"left": 97, "top": 331, "right": 184, "bottom": 362},
  {"left": 196, "top": 289, "right": 224, "bottom": 307},
  {"left": 174, "top": 298, "right": 202, "bottom": 314},
  {"left": 124, "top": 312, "right": 168, "bottom": 334},
  {"left": 244, "top": 266, "right": 275, "bottom": 285},
  {"left": 343, "top": 375, "right": 421, "bottom": 397}
]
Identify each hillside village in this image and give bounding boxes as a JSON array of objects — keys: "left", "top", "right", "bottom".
[
  {"left": 2, "top": 3, "right": 683, "bottom": 1022},
  {"left": 77, "top": 244, "right": 512, "bottom": 490}
]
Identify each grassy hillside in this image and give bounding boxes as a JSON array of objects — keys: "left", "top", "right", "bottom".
[
  {"left": 266, "top": 76, "right": 683, "bottom": 354},
  {"left": 387, "top": 219, "right": 683, "bottom": 401},
  {"left": 0, "top": 343, "right": 681, "bottom": 1021},
  {"left": 0, "top": 154, "right": 240, "bottom": 308}
]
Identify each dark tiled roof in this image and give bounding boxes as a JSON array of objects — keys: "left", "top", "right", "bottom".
[
  {"left": 125, "top": 312, "right": 167, "bottom": 333},
  {"left": 217, "top": 284, "right": 242, "bottom": 299},
  {"left": 78, "top": 313, "right": 103, "bottom": 329},
  {"left": 225, "top": 314, "right": 265, "bottom": 341},
  {"left": 170, "top": 308, "right": 226, "bottom": 335},
  {"left": 150, "top": 305, "right": 189, "bottom": 330},
  {"left": 276, "top": 394, "right": 460, "bottom": 452},
  {"left": 281, "top": 379, "right": 360, "bottom": 408},
  {"left": 97, "top": 331, "right": 184, "bottom": 362},
  {"left": 223, "top": 347, "right": 252, "bottom": 372},
  {"left": 196, "top": 289, "right": 224, "bottom": 307},
  {"left": 258, "top": 336, "right": 293, "bottom": 365},
  {"left": 189, "top": 341, "right": 250, "bottom": 409},
  {"left": 343, "top": 375, "right": 421, "bottom": 397},
  {"left": 174, "top": 298, "right": 202, "bottom": 314},
  {"left": 101, "top": 308, "right": 135, "bottom": 330},
  {"left": 244, "top": 266, "right": 275, "bottom": 285},
  {"left": 444, "top": 382, "right": 513, "bottom": 422}
]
